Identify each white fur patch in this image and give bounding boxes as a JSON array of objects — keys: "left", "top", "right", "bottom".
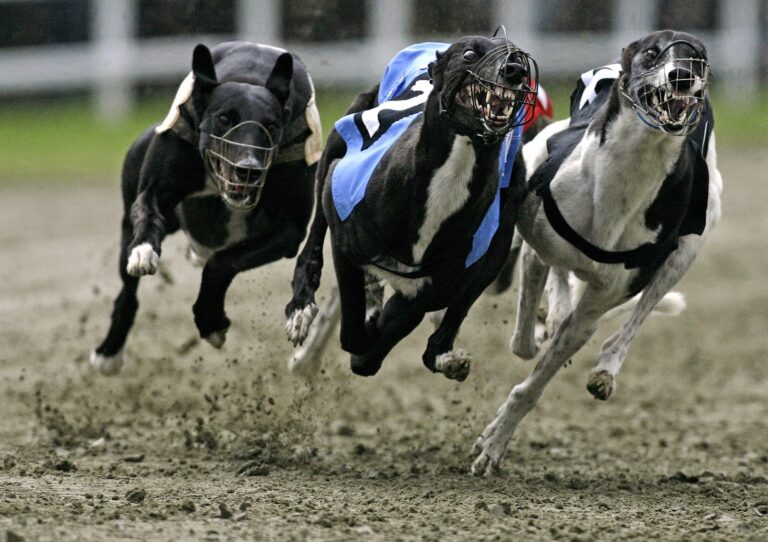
[
  {"left": 90, "top": 349, "right": 125, "bottom": 376},
  {"left": 204, "top": 330, "right": 227, "bottom": 349},
  {"left": 156, "top": 71, "right": 195, "bottom": 134},
  {"left": 412, "top": 135, "right": 475, "bottom": 263},
  {"left": 285, "top": 303, "right": 319, "bottom": 346},
  {"left": 304, "top": 77, "right": 323, "bottom": 165},
  {"left": 126, "top": 243, "right": 159, "bottom": 276},
  {"left": 364, "top": 265, "right": 431, "bottom": 300}
]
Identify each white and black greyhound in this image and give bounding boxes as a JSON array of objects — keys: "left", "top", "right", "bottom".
[
  {"left": 285, "top": 36, "right": 539, "bottom": 381},
  {"left": 472, "top": 30, "right": 722, "bottom": 475}
]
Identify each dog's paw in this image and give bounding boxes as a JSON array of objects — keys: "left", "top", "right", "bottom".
[
  {"left": 90, "top": 349, "right": 125, "bottom": 376},
  {"left": 285, "top": 303, "right": 319, "bottom": 346},
  {"left": 435, "top": 349, "right": 471, "bottom": 382},
  {"left": 126, "top": 243, "right": 159, "bottom": 277},
  {"left": 471, "top": 422, "right": 507, "bottom": 477},
  {"left": 204, "top": 329, "right": 228, "bottom": 349},
  {"left": 586, "top": 369, "right": 616, "bottom": 400}
]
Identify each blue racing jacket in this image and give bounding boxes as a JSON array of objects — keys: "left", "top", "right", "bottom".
[{"left": 331, "top": 42, "right": 525, "bottom": 268}]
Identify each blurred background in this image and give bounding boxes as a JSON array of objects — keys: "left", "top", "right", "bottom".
[{"left": 0, "top": 0, "right": 766, "bottom": 184}]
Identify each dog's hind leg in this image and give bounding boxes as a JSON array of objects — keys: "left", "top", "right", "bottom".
[
  {"left": 539, "top": 266, "right": 572, "bottom": 343},
  {"left": 488, "top": 230, "right": 523, "bottom": 295},
  {"left": 509, "top": 242, "right": 549, "bottom": 360},
  {"left": 194, "top": 226, "right": 304, "bottom": 347},
  {"left": 587, "top": 236, "right": 702, "bottom": 400},
  {"left": 91, "top": 217, "right": 140, "bottom": 375}
]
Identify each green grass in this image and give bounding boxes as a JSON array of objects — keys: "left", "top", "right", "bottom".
[{"left": 0, "top": 85, "right": 765, "bottom": 186}]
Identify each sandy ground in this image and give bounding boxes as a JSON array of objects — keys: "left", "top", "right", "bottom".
[{"left": 0, "top": 146, "right": 767, "bottom": 541}]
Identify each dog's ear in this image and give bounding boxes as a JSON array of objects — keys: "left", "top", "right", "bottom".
[
  {"left": 266, "top": 52, "right": 293, "bottom": 108},
  {"left": 190, "top": 44, "right": 218, "bottom": 120},
  {"left": 428, "top": 50, "right": 445, "bottom": 90},
  {"left": 620, "top": 39, "right": 642, "bottom": 73},
  {"left": 192, "top": 44, "right": 218, "bottom": 87}
]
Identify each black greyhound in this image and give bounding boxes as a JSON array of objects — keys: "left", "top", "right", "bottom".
[
  {"left": 285, "top": 36, "right": 538, "bottom": 381},
  {"left": 91, "top": 41, "right": 321, "bottom": 375}
]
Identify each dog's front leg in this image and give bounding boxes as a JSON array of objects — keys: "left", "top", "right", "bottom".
[
  {"left": 193, "top": 226, "right": 303, "bottom": 347},
  {"left": 350, "top": 292, "right": 427, "bottom": 377},
  {"left": 587, "top": 235, "right": 704, "bottom": 400},
  {"left": 127, "top": 133, "right": 201, "bottom": 277},
  {"left": 509, "top": 242, "right": 549, "bottom": 359},
  {"left": 423, "top": 261, "right": 514, "bottom": 382},
  {"left": 472, "top": 286, "right": 615, "bottom": 476}
]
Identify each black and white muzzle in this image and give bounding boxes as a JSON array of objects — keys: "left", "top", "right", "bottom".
[
  {"left": 450, "top": 44, "right": 539, "bottom": 142},
  {"left": 623, "top": 41, "right": 710, "bottom": 135},
  {"left": 204, "top": 121, "right": 278, "bottom": 210}
]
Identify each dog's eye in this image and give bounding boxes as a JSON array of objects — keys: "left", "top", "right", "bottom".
[
  {"left": 463, "top": 50, "right": 478, "bottom": 62},
  {"left": 644, "top": 48, "right": 659, "bottom": 61},
  {"left": 217, "top": 113, "right": 230, "bottom": 125},
  {"left": 267, "top": 124, "right": 277, "bottom": 135}
]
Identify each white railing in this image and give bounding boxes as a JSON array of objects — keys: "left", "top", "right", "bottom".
[{"left": 0, "top": 0, "right": 761, "bottom": 121}]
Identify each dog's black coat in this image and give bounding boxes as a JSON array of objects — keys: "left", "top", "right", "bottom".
[
  {"left": 94, "top": 41, "right": 318, "bottom": 362},
  {"left": 286, "top": 37, "right": 530, "bottom": 379}
]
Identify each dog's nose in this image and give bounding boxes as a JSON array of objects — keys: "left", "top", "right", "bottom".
[
  {"left": 668, "top": 67, "right": 693, "bottom": 91},
  {"left": 502, "top": 62, "right": 528, "bottom": 85},
  {"left": 234, "top": 159, "right": 263, "bottom": 183}
]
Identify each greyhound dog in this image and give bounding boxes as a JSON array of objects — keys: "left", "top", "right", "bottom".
[
  {"left": 285, "top": 35, "right": 539, "bottom": 381},
  {"left": 91, "top": 41, "right": 322, "bottom": 375},
  {"left": 472, "top": 30, "right": 722, "bottom": 475}
]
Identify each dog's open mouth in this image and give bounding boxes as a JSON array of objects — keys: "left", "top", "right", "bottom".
[
  {"left": 625, "top": 56, "right": 709, "bottom": 134},
  {"left": 203, "top": 121, "right": 277, "bottom": 210},
  {"left": 456, "top": 82, "right": 519, "bottom": 128},
  {"left": 206, "top": 152, "right": 268, "bottom": 210},
  {"left": 644, "top": 85, "right": 704, "bottom": 127}
]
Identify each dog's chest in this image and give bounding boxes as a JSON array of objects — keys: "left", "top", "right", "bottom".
[
  {"left": 412, "top": 135, "right": 476, "bottom": 263},
  {"left": 175, "top": 191, "right": 268, "bottom": 263},
  {"left": 549, "top": 125, "right": 682, "bottom": 251}
]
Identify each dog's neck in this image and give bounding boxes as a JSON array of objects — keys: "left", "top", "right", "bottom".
[
  {"left": 417, "top": 89, "right": 501, "bottom": 167},
  {"left": 404, "top": 90, "right": 504, "bottom": 265}
]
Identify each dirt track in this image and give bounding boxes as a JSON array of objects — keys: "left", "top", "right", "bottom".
[{"left": 1, "top": 147, "right": 767, "bottom": 541}]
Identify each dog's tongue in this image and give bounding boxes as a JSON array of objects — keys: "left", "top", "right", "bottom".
[
  {"left": 668, "top": 97, "right": 693, "bottom": 121},
  {"left": 489, "top": 95, "right": 505, "bottom": 115}
]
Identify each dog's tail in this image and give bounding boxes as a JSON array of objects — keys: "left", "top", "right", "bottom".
[{"left": 488, "top": 230, "right": 524, "bottom": 295}]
